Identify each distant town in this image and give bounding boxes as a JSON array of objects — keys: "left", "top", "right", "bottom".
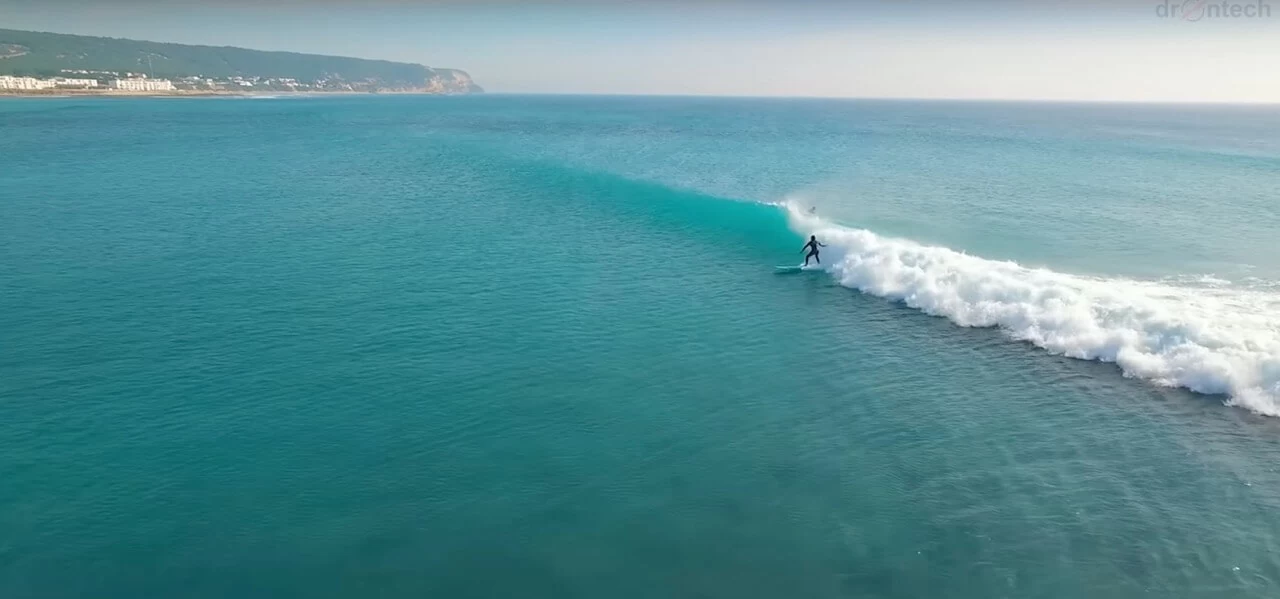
[{"left": 0, "top": 70, "right": 434, "bottom": 94}]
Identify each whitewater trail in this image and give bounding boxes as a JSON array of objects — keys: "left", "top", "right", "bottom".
[{"left": 781, "top": 202, "right": 1280, "bottom": 416}]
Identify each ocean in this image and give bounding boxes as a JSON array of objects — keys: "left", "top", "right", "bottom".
[{"left": 2, "top": 95, "right": 1278, "bottom": 598}]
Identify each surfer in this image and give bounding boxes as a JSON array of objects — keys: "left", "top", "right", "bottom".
[{"left": 801, "top": 235, "right": 825, "bottom": 266}]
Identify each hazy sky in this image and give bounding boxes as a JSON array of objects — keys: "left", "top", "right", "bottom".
[{"left": 2, "top": 0, "right": 1278, "bottom": 102}]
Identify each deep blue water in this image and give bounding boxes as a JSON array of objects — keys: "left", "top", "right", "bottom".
[{"left": 2, "top": 95, "right": 1279, "bottom": 598}]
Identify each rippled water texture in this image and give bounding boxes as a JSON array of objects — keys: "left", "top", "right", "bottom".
[{"left": 2, "top": 96, "right": 1279, "bottom": 598}]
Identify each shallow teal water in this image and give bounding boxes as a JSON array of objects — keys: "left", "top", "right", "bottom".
[{"left": 2, "top": 96, "right": 1280, "bottom": 598}]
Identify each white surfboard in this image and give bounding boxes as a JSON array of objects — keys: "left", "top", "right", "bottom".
[{"left": 775, "top": 264, "right": 823, "bottom": 273}]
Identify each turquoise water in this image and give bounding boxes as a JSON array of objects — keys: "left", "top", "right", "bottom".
[{"left": 2, "top": 96, "right": 1279, "bottom": 598}]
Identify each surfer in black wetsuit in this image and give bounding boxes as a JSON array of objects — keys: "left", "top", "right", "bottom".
[{"left": 801, "top": 235, "right": 825, "bottom": 266}]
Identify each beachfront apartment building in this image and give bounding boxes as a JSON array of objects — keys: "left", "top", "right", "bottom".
[
  {"left": 110, "top": 77, "right": 175, "bottom": 91},
  {"left": 55, "top": 78, "right": 99, "bottom": 88},
  {"left": 0, "top": 76, "right": 101, "bottom": 89},
  {"left": 0, "top": 76, "right": 56, "bottom": 90}
]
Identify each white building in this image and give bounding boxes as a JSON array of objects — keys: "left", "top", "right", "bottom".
[
  {"left": 110, "top": 77, "right": 175, "bottom": 92},
  {"left": 0, "top": 76, "right": 55, "bottom": 90},
  {"left": 55, "top": 77, "right": 99, "bottom": 88}
]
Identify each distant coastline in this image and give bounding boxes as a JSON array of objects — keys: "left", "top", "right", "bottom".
[
  {"left": 0, "top": 28, "right": 483, "bottom": 95},
  {"left": 0, "top": 88, "right": 474, "bottom": 99}
]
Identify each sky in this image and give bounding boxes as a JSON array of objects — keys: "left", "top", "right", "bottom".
[{"left": 1, "top": 0, "right": 1278, "bottom": 102}]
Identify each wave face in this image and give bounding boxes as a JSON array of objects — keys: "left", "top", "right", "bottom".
[{"left": 782, "top": 203, "right": 1280, "bottom": 416}]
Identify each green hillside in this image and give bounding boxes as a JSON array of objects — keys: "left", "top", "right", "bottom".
[{"left": 0, "top": 28, "right": 478, "bottom": 91}]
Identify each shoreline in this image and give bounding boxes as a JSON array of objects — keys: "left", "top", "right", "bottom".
[{"left": 0, "top": 89, "right": 475, "bottom": 99}]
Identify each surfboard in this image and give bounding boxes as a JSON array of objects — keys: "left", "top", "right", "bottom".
[{"left": 775, "top": 264, "right": 823, "bottom": 273}]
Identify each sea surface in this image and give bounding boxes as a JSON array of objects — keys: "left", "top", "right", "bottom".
[{"left": 2, "top": 95, "right": 1279, "bottom": 598}]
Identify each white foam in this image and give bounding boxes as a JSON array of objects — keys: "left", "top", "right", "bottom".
[{"left": 782, "top": 203, "right": 1280, "bottom": 416}]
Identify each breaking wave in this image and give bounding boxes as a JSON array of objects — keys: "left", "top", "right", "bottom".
[{"left": 781, "top": 202, "right": 1280, "bottom": 416}]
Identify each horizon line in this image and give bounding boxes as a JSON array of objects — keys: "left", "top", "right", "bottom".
[{"left": 479, "top": 92, "right": 1280, "bottom": 107}]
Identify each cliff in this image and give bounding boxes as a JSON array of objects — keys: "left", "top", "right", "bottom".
[{"left": 426, "top": 68, "right": 483, "bottom": 94}]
